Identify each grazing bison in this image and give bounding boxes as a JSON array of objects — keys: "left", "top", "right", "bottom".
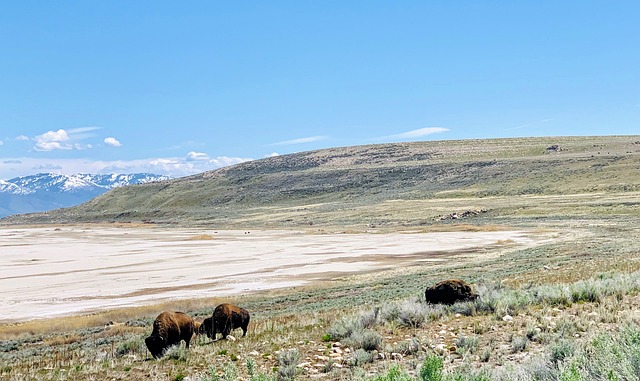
[
  {"left": 145, "top": 311, "right": 197, "bottom": 358},
  {"left": 425, "top": 279, "right": 478, "bottom": 305},
  {"left": 199, "top": 303, "right": 250, "bottom": 341}
]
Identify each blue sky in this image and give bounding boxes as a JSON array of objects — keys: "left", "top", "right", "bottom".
[{"left": 1, "top": 1, "right": 638, "bottom": 179}]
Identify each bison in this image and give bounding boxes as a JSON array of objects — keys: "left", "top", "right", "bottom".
[
  {"left": 199, "top": 303, "right": 250, "bottom": 341},
  {"left": 145, "top": 311, "right": 197, "bottom": 358},
  {"left": 425, "top": 279, "right": 478, "bottom": 305}
]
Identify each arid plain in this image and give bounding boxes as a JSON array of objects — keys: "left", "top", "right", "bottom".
[{"left": 0, "top": 225, "right": 547, "bottom": 323}]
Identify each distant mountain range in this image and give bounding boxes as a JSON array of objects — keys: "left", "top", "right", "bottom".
[{"left": 0, "top": 173, "right": 170, "bottom": 218}]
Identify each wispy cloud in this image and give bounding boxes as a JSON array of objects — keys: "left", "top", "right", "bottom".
[
  {"left": 186, "top": 151, "right": 209, "bottom": 161},
  {"left": 505, "top": 119, "right": 553, "bottom": 131},
  {"left": 270, "top": 135, "right": 328, "bottom": 146},
  {"left": 69, "top": 127, "right": 102, "bottom": 134},
  {"left": 505, "top": 123, "right": 530, "bottom": 131},
  {"left": 104, "top": 137, "right": 122, "bottom": 147},
  {"left": 378, "top": 127, "right": 450, "bottom": 141},
  {"left": 0, "top": 140, "right": 3, "bottom": 146}
]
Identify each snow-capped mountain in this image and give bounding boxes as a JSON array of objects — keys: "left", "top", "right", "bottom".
[
  {"left": 0, "top": 180, "right": 29, "bottom": 195},
  {"left": 0, "top": 173, "right": 170, "bottom": 218}
]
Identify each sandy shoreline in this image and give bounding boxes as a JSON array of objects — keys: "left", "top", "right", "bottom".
[{"left": 1, "top": 226, "right": 545, "bottom": 323}]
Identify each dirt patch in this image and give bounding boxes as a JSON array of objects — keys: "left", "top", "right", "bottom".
[{"left": 187, "top": 234, "right": 215, "bottom": 240}]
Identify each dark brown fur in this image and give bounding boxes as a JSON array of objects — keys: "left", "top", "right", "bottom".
[
  {"left": 145, "top": 311, "right": 196, "bottom": 358},
  {"left": 424, "top": 279, "right": 478, "bottom": 305},
  {"left": 199, "top": 303, "right": 250, "bottom": 341}
]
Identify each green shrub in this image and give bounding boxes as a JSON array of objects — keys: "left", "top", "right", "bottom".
[
  {"left": 115, "top": 336, "right": 145, "bottom": 357},
  {"left": 455, "top": 335, "right": 479, "bottom": 355},
  {"left": 570, "top": 282, "right": 601, "bottom": 303},
  {"left": 559, "top": 364, "right": 584, "bottom": 381},
  {"left": 349, "top": 348, "right": 374, "bottom": 367},
  {"left": 395, "top": 338, "right": 421, "bottom": 356},
  {"left": 370, "top": 365, "right": 413, "bottom": 381},
  {"left": 359, "top": 307, "right": 381, "bottom": 329},
  {"left": 395, "top": 300, "right": 444, "bottom": 328},
  {"left": 327, "top": 316, "right": 363, "bottom": 340},
  {"left": 277, "top": 349, "right": 300, "bottom": 381},
  {"left": 346, "top": 329, "right": 383, "bottom": 351},
  {"left": 511, "top": 336, "right": 529, "bottom": 353},
  {"left": 163, "top": 346, "right": 189, "bottom": 362},
  {"left": 419, "top": 355, "right": 443, "bottom": 381},
  {"left": 450, "top": 301, "right": 477, "bottom": 316},
  {"left": 549, "top": 340, "right": 575, "bottom": 364},
  {"left": 533, "top": 285, "right": 572, "bottom": 306}
]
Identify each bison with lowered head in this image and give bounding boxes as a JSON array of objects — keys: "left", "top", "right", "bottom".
[
  {"left": 145, "top": 311, "right": 197, "bottom": 358},
  {"left": 199, "top": 303, "right": 250, "bottom": 341},
  {"left": 425, "top": 279, "right": 478, "bottom": 305}
]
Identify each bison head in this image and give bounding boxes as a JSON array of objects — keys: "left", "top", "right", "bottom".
[
  {"left": 145, "top": 335, "right": 166, "bottom": 359},
  {"left": 199, "top": 317, "right": 214, "bottom": 339}
]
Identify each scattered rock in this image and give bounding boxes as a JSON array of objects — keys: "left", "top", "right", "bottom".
[
  {"left": 545, "top": 145, "right": 563, "bottom": 153},
  {"left": 437, "top": 209, "right": 488, "bottom": 221},
  {"left": 502, "top": 315, "right": 513, "bottom": 322},
  {"left": 329, "top": 353, "right": 343, "bottom": 359},
  {"left": 435, "top": 343, "right": 448, "bottom": 354},
  {"left": 391, "top": 353, "right": 403, "bottom": 361}
]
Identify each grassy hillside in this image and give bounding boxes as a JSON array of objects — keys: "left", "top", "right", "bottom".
[{"left": 3, "top": 135, "right": 640, "bottom": 228}]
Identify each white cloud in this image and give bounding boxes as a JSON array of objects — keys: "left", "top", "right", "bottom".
[
  {"left": 270, "top": 135, "right": 328, "bottom": 146},
  {"left": 186, "top": 151, "right": 209, "bottom": 161},
  {"left": 32, "top": 163, "right": 63, "bottom": 171},
  {"left": 97, "top": 155, "right": 253, "bottom": 178},
  {"left": 265, "top": 152, "right": 280, "bottom": 158},
  {"left": 0, "top": 140, "right": 3, "bottom": 146},
  {"left": 34, "top": 129, "right": 72, "bottom": 151},
  {"left": 35, "top": 141, "right": 73, "bottom": 151},
  {"left": 16, "top": 135, "right": 29, "bottom": 141},
  {"left": 104, "top": 137, "right": 122, "bottom": 147},
  {"left": 0, "top": 152, "right": 253, "bottom": 180},
  {"left": 31, "top": 128, "right": 104, "bottom": 151}
]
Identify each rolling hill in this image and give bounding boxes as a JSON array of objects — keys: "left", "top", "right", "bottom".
[{"left": 2, "top": 135, "right": 640, "bottom": 227}]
